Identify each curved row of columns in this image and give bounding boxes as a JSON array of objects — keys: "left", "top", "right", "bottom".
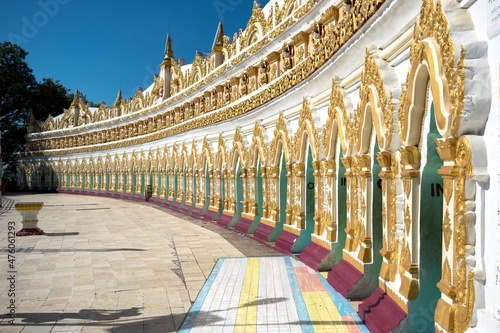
[{"left": 16, "top": 1, "right": 492, "bottom": 332}]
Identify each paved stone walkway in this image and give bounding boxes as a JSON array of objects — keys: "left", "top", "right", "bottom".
[{"left": 0, "top": 194, "right": 282, "bottom": 332}]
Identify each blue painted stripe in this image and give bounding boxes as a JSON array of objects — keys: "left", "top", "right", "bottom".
[
  {"left": 179, "top": 258, "right": 225, "bottom": 332},
  {"left": 284, "top": 257, "right": 314, "bottom": 333},
  {"left": 318, "top": 272, "right": 370, "bottom": 332},
  {"left": 317, "top": 272, "right": 350, "bottom": 316}
]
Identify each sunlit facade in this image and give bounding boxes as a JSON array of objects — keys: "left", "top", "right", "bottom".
[{"left": 17, "top": 0, "right": 500, "bottom": 331}]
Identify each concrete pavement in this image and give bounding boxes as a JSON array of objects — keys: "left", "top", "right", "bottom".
[{"left": 0, "top": 193, "right": 282, "bottom": 332}]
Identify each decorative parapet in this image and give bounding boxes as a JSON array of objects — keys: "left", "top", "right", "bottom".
[{"left": 22, "top": 0, "right": 386, "bottom": 157}]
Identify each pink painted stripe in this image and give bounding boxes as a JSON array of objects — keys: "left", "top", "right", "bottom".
[
  {"left": 342, "top": 316, "right": 363, "bottom": 333},
  {"left": 294, "top": 267, "right": 325, "bottom": 292}
]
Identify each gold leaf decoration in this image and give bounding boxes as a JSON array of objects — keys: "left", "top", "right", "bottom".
[
  {"left": 358, "top": 48, "right": 394, "bottom": 151},
  {"left": 442, "top": 257, "right": 451, "bottom": 285},
  {"left": 443, "top": 209, "right": 452, "bottom": 251},
  {"left": 404, "top": 204, "right": 411, "bottom": 235}
]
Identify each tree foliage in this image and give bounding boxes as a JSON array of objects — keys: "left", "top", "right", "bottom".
[
  {"left": 32, "top": 78, "right": 72, "bottom": 121},
  {"left": 0, "top": 42, "right": 94, "bottom": 183}
]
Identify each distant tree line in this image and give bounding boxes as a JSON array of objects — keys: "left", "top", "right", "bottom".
[{"left": 0, "top": 41, "right": 95, "bottom": 184}]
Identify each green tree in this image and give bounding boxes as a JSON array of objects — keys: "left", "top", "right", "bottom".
[
  {"left": 1, "top": 42, "right": 79, "bottom": 184},
  {"left": 0, "top": 42, "right": 37, "bottom": 183},
  {"left": 32, "top": 78, "right": 72, "bottom": 121}
]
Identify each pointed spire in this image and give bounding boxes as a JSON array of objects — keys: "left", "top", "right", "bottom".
[
  {"left": 29, "top": 108, "right": 35, "bottom": 121},
  {"left": 27, "top": 108, "right": 37, "bottom": 133},
  {"left": 212, "top": 21, "right": 225, "bottom": 52},
  {"left": 254, "top": 0, "right": 261, "bottom": 9},
  {"left": 71, "top": 89, "right": 80, "bottom": 106},
  {"left": 114, "top": 89, "right": 123, "bottom": 106},
  {"left": 164, "top": 33, "right": 174, "bottom": 59}
]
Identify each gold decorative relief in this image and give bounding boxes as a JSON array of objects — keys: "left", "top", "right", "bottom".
[
  {"left": 294, "top": 97, "right": 320, "bottom": 161},
  {"left": 399, "top": 0, "right": 466, "bottom": 142},
  {"left": 443, "top": 209, "right": 451, "bottom": 251},
  {"left": 26, "top": 0, "right": 387, "bottom": 158},
  {"left": 270, "top": 111, "right": 292, "bottom": 165},
  {"left": 404, "top": 204, "right": 411, "bottom": 235},
  {"left": 357, "top": 48, "right": 395, "bottom": 152},
  {"left": 323, "top": 77, "right": 351, "bottom": 158},
  {"left": 251, "top": 120, "right": 268, "bottom": 167}
]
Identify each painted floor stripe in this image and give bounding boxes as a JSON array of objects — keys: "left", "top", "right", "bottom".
[
  {"left": 182, "top": 257, "right": 368, "bottom": 332},
  {"left": 285, "top": 257, "right": 314, "bottom": 333},
  {"left": 317, "top": 269, "right": 370, "bottom": 333},
  {"left": 179, "top": 258, "right": 225, "bottom": 332}
]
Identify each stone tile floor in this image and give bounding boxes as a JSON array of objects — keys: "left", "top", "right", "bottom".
[
  {"left": 0, "top": 193, "right": 281, "bottom": 332},
  {"left": 0, "top": 193, "right": 366, "bottom": 333}
]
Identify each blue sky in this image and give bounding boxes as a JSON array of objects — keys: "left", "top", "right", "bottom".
[{"left": 1, "top": 0, "right": 270, "bottom": 107}]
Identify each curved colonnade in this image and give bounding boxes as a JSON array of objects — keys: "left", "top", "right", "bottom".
[{"left": 16, "top": 0, "right": 498, "bottom": 332}]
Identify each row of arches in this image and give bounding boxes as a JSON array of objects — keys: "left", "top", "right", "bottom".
[{"left": 17, "top": 1, "right": 490, "bottom": 332}]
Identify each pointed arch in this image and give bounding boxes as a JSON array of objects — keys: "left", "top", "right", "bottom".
[
  {"left": 399, "top": 0, "right": 466, "bottom": 145},
  {"left": 229, "top": 128, "right": 247, "bottom": 170},
  {"left": 104, "top": 154, "right": 112, "bottom": 170},
  {"left": 269, "top": 111, "right": 293, "bottom": 166},
  {"left": 293, "top": 97, "right": 321, "bottom": 163},
  {"left": 146, "top": 149, "right": 154, "bottom": 173},
  {"left": 131, "top": 89, "right": 145, "bottom": 113},
  {"left": 215, "top": 134, "right": 228, "bottom": 170},
  {"left": 200, "top": 137, "right": 214, "bottom": 170},
  {"left": 112, "top": 153, "right": 120, "bottom": 171},
  {"left": 128, "top": 151, "right": 139, "bottom": 170},
  {"left": 356, "top": 49, "right": 399, "bottom": 154},
  {"left": 179, "top": 141, "right": 189, "bottom": 168},
  {"left": 170, "top": 144, "right": 179, "bottom": 170},
  {"left": 250, "top": 120, "right": 268, "bottom": 168},
  {"left": 190, "top": 139, "right": 198, "bottom": 171},
  {"left": 42, "top": 115, "right": 56, "bottom": 131},
  {"left": 323, "top": 77, "right": 352, "bottom": 159},
  {"left": 88, "top": 157, "right": 95, "bottom": 173},
  {"left": 138, "top": 150, "right": 146, "bottom": 171},
  {"left": 243, "top": 3, "right": 267, "bottom": 47},
  {"left": 95, "top": 103, "right": 108, "bottom": 122}
]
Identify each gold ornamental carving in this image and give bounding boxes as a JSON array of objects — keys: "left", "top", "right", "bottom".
[
  {"left": 399, "top": 0, "right": 466, "bottom": 143},
  {"left": 293, "top": 97, "right": 320, "bottom": 161},
  {"left": 357, "top": 48, "right": 395, "bottom": 152},
  {"left": 270, "top": 111, "right": 292, "bottom": 165},
  {"left": 443, "top": 209, "right": 451, "bottom": 251},
  {"left": 323, "top": 77, "right": 351, "bottom": 158},
  {"left": 251, "top": 120, "right": 268, "bottom": 167},
  {"left": 27, "top": 0, "right": 387, "bottom": 158},
  {"left": 230, "top": 127, "right": 247, "bottom": 168}
]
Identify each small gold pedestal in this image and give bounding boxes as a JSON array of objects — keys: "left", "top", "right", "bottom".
[{"left": 15, "top": 202, "right": 44, "bottom": 236}]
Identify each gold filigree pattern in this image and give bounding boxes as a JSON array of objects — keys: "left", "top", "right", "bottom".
[
  {"left": 269, "top": 111, "right": 292, "bottom": 165},
  {"left": 323, "top": 77, "right": 351, "bottom": 158},
  {"left": 251, "top": 121, "right": 268, "bottom": 167},
  {"left": 443, "top": 209, "right": 451, "bottom": 251},
  {"left": 357, "top": 48, "right": 395, "bottom": 151},
  {"left": 399, "top": 0, "right": 466, "bottom": 142},
  {"left": 294, "top": 97, "right": 320, "bottom": 161},
  {"left": 25, "top": 0, "right": 386, "bottom": 157},
  {"left": 230, "top": 127, "right": 247, "bottom": 168},
  {"left": 442, "top": 257, "right": 451, "bottom": 285},
  {"left": 404, "top": 204, "right": 411, "bottom": 235}
]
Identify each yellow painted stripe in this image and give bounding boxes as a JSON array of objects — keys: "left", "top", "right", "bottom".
[
  {"left": 303, "top": 292, "right": 326, "bottom": 333},
  {"left": 235, "top": 258, "right": 260, "bottom": 333},
  {"left": 320, "top": 291, "right": 349, "bottom": 333},
  {"left": 311, "top": 291, "right": 336, "bottom": 332}
]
